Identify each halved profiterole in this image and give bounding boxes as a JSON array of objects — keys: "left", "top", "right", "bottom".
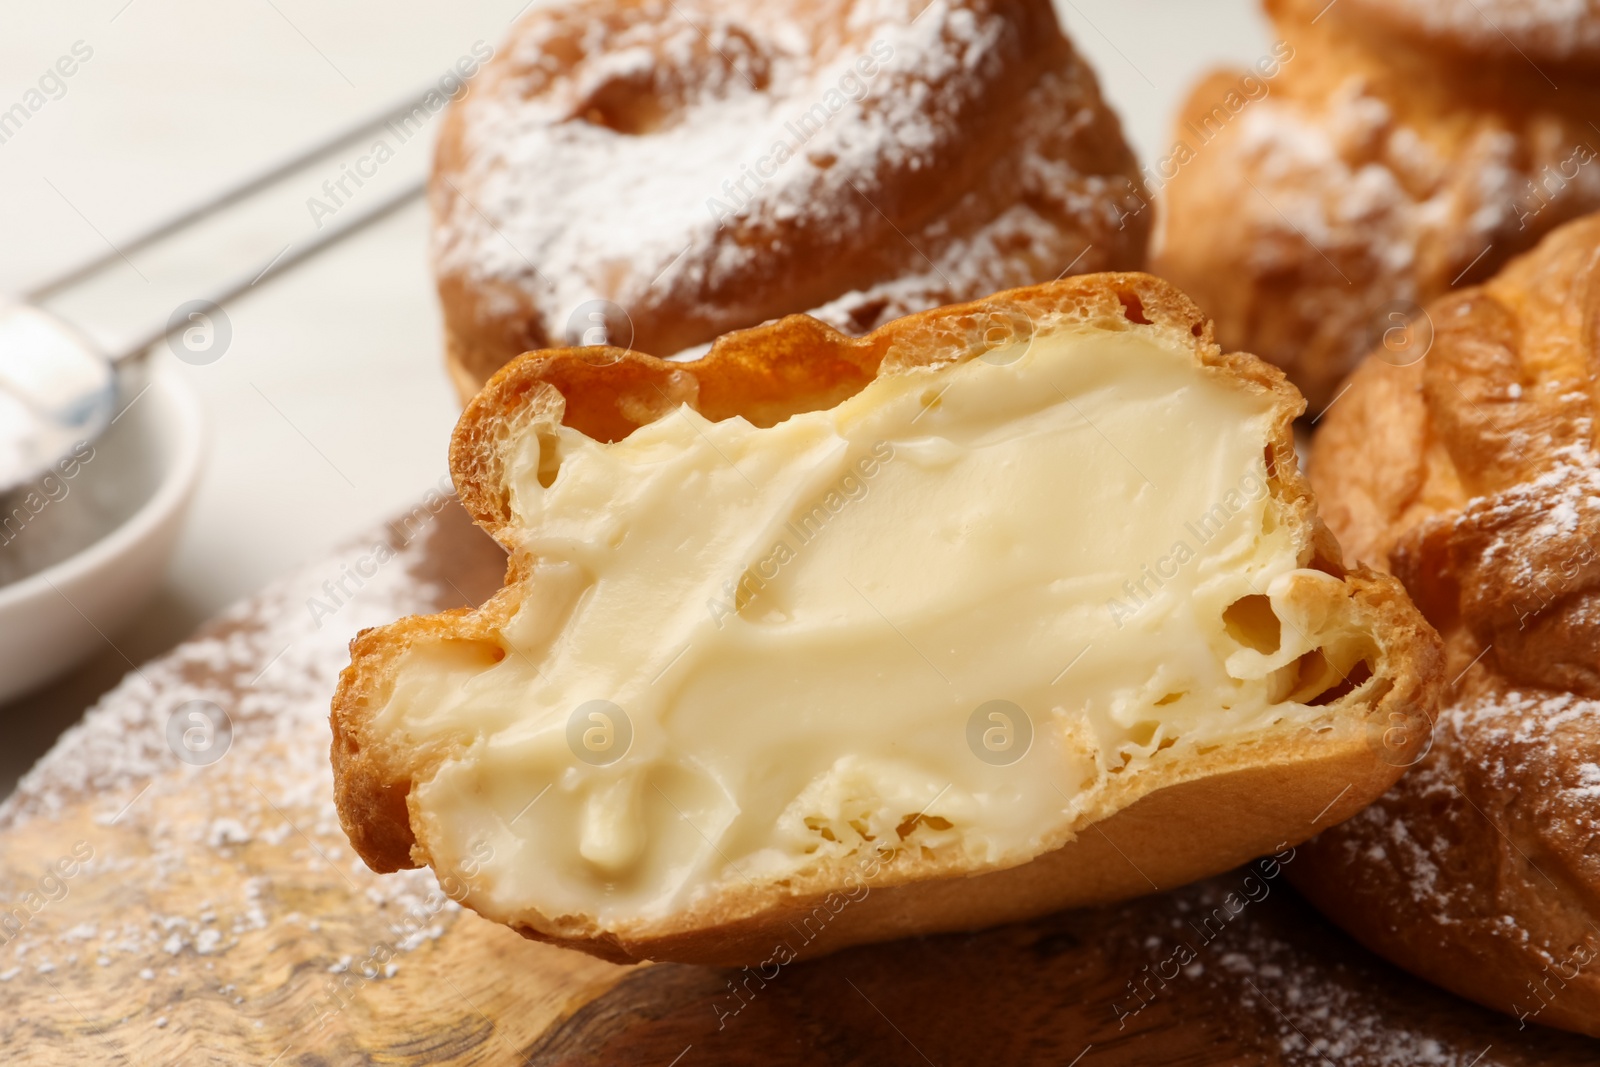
[{"left": 330, "top": 274, "right": 1444, "bottom": 966}]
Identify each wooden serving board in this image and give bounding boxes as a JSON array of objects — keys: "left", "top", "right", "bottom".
[{"left": 1, "top": 496, "right": 1592, "bottom": 1065}]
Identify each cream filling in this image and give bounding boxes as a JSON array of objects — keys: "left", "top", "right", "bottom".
[{"left": 375, "top": 324, "right": 1359, "bottom": 929}]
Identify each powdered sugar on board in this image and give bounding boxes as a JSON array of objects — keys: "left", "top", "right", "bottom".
[
  {"left": 1119, "top": 869, "right": 1599, "bottom": 1065},
  {"left": 0, "top": 489, "right": 478, "bottom": 987},
  {"left": 1214, "top": 905, "right": 1488, "bottom": 1066}
]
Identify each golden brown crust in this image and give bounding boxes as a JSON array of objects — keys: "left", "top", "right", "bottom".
[
  {"left": 1156, "top": 0, "right": 1600, "bottom": 409},
  {"left": 334, "top": 272, "right": 1444, "bottom": 965},
  {"left": 1297, "top": 212, "right": 1600, "bottom": 1036},
  {"left": 430, "top": 0, "right": 1148, "bottom": 402}
]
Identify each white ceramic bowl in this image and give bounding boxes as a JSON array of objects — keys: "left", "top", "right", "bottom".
[{"left": 0, "top": 365, "right": 203, "bottom": 704}]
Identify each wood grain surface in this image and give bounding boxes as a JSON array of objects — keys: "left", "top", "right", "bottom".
[{"left": 1, "top": 498, "right": 1592, "bottom": 1065}]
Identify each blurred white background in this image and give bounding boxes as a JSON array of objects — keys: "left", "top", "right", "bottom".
[{"left": 0, "top": 0, "right": 1271, "bottom": 791}]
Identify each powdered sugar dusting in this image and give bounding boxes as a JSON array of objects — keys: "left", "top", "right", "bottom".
[
  {"left": 1221, "top": 912, "right": 1485, "bottom": 1065},
  {"left": 1126, "top": 877, "right": 1519, "bottom": 1065},
  {"left": 1473, "top": 447, "right": 1600, "bottom": 576},
  {"left": 436, "top": 0, "right": 1004, "bottom": 326},
  {"left": 1206, "top": 61, "right": 1600, "bottom": 397},
  {"left": 0, "top": 507, "right": 469, "bottom": 984},
  {"left": 1229, "top": 83, "right": 1516, "bottom": 295},
  {"left": 433, "top": 0, "right": 1139, "bottom": 358},
  {"left": 1334, "top": 685, "right": 1600, "bottom": 929},
  {"left": 1350, "top": 0, "right": 1600, "bottom": 63}
]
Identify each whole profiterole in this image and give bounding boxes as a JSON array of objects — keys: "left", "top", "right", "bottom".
[
  {"left": 429, "top": 0, "right": 1149, "bottom": 402},
  {"left": 1157, "top": 0, "right": 1600, "bottom": 409},
  {"left": 1294, "top": 212, "right": 1600, "bottom": 1037},
  {"left": 330, "top": 273, "right": 1443, "bottom": 967}
]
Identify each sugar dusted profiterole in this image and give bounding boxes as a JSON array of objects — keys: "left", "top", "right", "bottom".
[
  {"left": 331, "top": 274, "right": 1443, "bottom": 966},
  {"left": 429, "top": 0, "right": 1150, "bottom": 401}
]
